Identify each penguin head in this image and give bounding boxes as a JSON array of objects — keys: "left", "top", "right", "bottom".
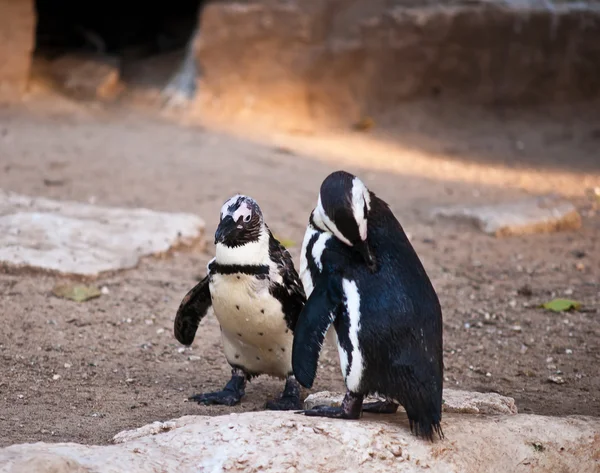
[
  {"left": 215, "top": 194, "right": 264, "bottom": 247},
  {"left": 313, "top": 170, "right": 376, "bottom": 270}
]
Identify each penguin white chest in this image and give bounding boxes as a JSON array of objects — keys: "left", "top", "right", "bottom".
[{"left": 209, "top": 273, "right": 293, "bottom": 378}]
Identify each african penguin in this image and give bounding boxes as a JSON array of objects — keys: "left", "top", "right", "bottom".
[
  {"left": 294, "top": 170, "right": 444, "bottom": 440},
  {"left": 174, "top": 195, "right": 306, "bottom": 410}
]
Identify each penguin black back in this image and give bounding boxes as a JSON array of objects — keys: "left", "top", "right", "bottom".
[{"left": 294, "top": 171, "right": 444, "bottom": 440}]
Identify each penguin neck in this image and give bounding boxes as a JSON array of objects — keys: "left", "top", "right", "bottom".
[{"left": 215, "top": 226, "right": 271, "bottom": 266}]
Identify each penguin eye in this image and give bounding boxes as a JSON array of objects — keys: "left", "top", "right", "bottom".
[{"left": 244, "top": 214, "right": 251, "bottom": 223}]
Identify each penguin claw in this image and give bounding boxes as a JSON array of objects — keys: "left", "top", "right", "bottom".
[{"left": 188, "top": 390, "right": 242, "bottom": 406}]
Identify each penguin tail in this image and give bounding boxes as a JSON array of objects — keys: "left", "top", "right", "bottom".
[
  {"left": 408, "top": 416, "right": 444, "bottom": 442},
  {"left": 390, "top": 363, "right": 444, "bottom": 441}
]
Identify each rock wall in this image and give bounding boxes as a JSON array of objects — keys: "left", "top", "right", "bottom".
[
  {"left": 0, "top": 0, "right": 35, "bottom": 101},
  {"left": 195, "top": 0, "right": 600, "bottom": 128}
]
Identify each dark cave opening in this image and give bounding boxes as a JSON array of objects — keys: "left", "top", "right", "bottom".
[{"left": 34, "top": 0, "right": 204, "bottom": 59}]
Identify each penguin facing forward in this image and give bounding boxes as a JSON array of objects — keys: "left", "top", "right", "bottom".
[
  {"left": 174, "top": 195, "right": 306, "bottom": 410},
  {"left": 293, "top": 171, "right": 444, "bottom": 440}
]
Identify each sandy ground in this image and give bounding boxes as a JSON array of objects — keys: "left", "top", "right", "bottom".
[{"left": 0, "top": 92, "right": 599, "bottom": 447}]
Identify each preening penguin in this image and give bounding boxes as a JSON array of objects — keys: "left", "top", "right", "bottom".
[
  {"left": 174, "top": 195, "right": 306, "bottom": 410},
  {"left": 294, "top": 171, "right": 444, "bottom": 440}
]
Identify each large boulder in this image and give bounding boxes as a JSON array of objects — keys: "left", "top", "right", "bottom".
[
  {"left": 194, "top": 0, "right": 600, "bottom": 128},
  {"left": 0, "top": 407, "right": 598, "bottom": 473}
]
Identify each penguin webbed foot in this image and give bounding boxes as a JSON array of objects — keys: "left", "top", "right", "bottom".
[
  {"left": 189, "top": 390, "right": 243, "bottom": 406},
  {"left": 297, "top": 391, "right": 363, "bottom": 419},
  {"left": 299, "top": 405, "right": 360, "bottom": 419},
  {"left": 189, "top": 369, "right": 246, "bottom": 406},
  {"left": 362, "top": 400, "right": 399, "bottom": 414},
  {"left": 266, "top": 376, "right": 303, "bottom": 411}
]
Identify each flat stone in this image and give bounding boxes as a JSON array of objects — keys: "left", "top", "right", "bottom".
[
  {"left": 304, "top": 389, "right": 518, "bottom": 415},
  {"left": 49, "top": 54, "right": 123, "bottom": 100},
  {"left": 1, "top": 410, "right": 599, "bottom": 473},
  {"left": 430, "top": 195, "right": 582, "bottom": 237},
  {"left": 0, "top": 190, "right": 205, "bottom": 277}
]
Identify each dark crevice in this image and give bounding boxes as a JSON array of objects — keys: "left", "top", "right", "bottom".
[{"left": 34, "top": 0, "right": 205, "bottom": 60}]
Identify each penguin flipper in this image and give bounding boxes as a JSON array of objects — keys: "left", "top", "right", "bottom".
[
  {"left": 268, "top": 232, "right": 306, "bottom": 332},
  {"left": 292, "top": 275, "right": 343, "bottom": 389},
  {"left": 174, "top": 275, "right": 212, "bottom": 346}
]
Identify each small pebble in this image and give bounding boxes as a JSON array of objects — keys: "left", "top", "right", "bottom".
[
  {"left": 126, "top": 378, "right": 134, "bottom": 383},
  {"left": 565, "top": 349, "right": 573, "bottom": 355},
  {"left": 188, "top": 355, "right": 201, "bottom": 361},
  {"left": 177, "top": 347, "right": 186, "bottom": 354},
  {"left": 52, "top": 374, "right": 61, "bottom": 381},
  {"left": 156, "top": 328, "right": 165, "bottom": 335},
  {"left": 64, "top": 363, "right": 72, "bottom": 369},
  {"left": 517, "top": 285, "right": 533, "bottom": 297},
  {"left": 563, "top": 288, "right": 573, "bottom": 296},
  {"left": 100, "top": 286, "right": 110, "bottom": 295},
  {"left": 547, "top": 375, "right": 565, "bottom": 385}
]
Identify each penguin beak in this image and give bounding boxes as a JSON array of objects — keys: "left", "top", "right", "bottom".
[
  {"left": 355, "top": 240, "right": 377, "bottom": 272},
  {"left": 214, "top": 215, "right": 236, "bottom": 244}
]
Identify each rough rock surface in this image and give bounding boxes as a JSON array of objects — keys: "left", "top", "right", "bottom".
[
  {"left": 0, "top": 0, "right": 35, "bottom": 101},
  {"left": 0, "top": 409, "right": 598, "bottom": 473},
  {"left": 49, "top": 55, "right": 124, "bottom": 101},
  {"left": 304, "top": 389, "right": 519, "bottom": 415},
  {"left": 0, "top": 190, "right": 205, "bottom": 277},
  {"left": 195, "top": 0, "right": 600, "bottom": 128},
  {"left": 430, "top": 195, "right": 582, "bottom": 236}
]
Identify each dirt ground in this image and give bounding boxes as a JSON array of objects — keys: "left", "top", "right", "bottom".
[{"left": 0, "top": 90, "right": 599, "bottom": 447}]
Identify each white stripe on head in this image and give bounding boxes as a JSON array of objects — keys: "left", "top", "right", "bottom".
[
  {"left": 220, "top": 195, "right": 241, "bottom": 219},
  {"left": 340, "top": 278, "right": 363, "bottom": 392},
  {"left": 351, "top": 177, "right": 370, "bottom": 242},
  {"left": 220, "top": 195, "right": 255, "bottom": 223},
  {"left": 313, "top": 195, "right": 353, "bottom": 246}
]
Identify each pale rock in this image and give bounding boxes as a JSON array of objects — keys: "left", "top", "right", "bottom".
[
  {"left": 304, "top": 389, "right": 518, "bottom": 415},
  {"left": 1, "top": 410, "right": 599, "bottom": 473},
  {"left": 430, "top": 195, "right": 582, "bottom": 237},
  {"left": 0, "top": 190, "right": 205, "bottom": 276}
]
